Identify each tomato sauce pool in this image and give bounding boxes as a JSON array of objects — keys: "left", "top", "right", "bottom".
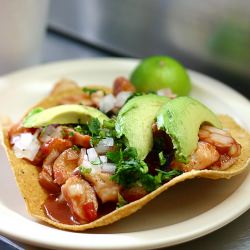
[
  {"left": 44, "top": 195, "right": 80, "bottom": 225},
  {"left": 44, "top": 195, "right": 117, "bottom": 225}
]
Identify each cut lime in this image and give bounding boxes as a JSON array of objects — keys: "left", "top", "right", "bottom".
[{"left": 130, "top": 56, "right": 191, "bottom": 95}]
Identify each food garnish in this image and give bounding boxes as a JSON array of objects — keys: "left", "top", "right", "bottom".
[{"left": 1, "top": 57, "right": 249, "bottom": 231}]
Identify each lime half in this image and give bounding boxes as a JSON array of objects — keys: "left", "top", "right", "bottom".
[{"left": 130, "top": 56, "right": 191, "bottom": 95}]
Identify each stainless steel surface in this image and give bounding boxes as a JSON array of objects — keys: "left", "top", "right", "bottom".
[
  {"left": 48, "top": 0, "right": 250, "bottom": 78},
  {"left": 42, "top": 31, "right": 111, "bottom": 61}
]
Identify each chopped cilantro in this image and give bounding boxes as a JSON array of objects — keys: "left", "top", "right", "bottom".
[
  {"left": 90, "top": 158, "right": 101, "bottom": 165},
  {"left": 40, "top": 126, "right": 48, "bottom": 137},
  {"left": 123, "top": 147, "right": 137, "bottom": 160},
  {"left": 79, "top": 165, "right": 92, "bottom": 175},
  {"left": 74, "top": 124, "right": 89, "bottom": 134},
  {"left": 109, "top": 147, "right": 153, "bottom": 191},
  {"left": 90, "top": 137, "right": 102, "bottom": 147},
  {"left": 111, "top": 159, "right": 145, "bottom": 188},
  {"left": 72, "top": 145, "right": 80, "bottom": 151},
  {"left": 61, "top": 129, "right": 67, "bottom": 138},
  {"left": 82, "top": 87, "right": 98, "bottom": 95},
  {"left": 107, "top": 145, "right": 182, "bottom": 192},
  {"left": 88, "top": 118, "right": 101, "bottom": 136},
  {"left": 106, "top": 150, "right": 122, "bottom": 163},
  {"left": 103, "top": 119, "right": 116, "bottom": 129},
  {"left": 159, "top": 151, "right": 166, "bottom": 166},
  {"left": 154, "top": 169, "right": 182, "bottom": 185},
  {"left": 117, "top": 193, "right": 128, "bottom": 208},
  {"left": 69, "top": 131, "right": 75, "bottom": 137}
]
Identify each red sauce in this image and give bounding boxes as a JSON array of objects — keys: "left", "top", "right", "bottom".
[
  {"left": 97, "top": 202, "right": 117, "bottom": 218},
  {"left": 44, "top": 195, "right": 117, "bottom": 225},
  {"left": 44, "top": 195, "right": 80, "bottom": 225},
  {"left": 145, "top": 129, "right": 174, "bottom": 174}
]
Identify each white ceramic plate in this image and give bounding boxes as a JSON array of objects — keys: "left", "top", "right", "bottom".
[{"left": 0, "top": 58, "right": 249, "bottom": 250}]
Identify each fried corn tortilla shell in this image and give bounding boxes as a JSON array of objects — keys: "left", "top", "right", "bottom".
[{"left": 1, "top": 80, "right": 250, "bottom": 231}]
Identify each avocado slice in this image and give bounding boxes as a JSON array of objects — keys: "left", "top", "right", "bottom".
[
  {"left": 116, "top": 94, "right": 170, "bottom": 160},
  {"left": 23, "top": 104, "right": 109, "bottom": 128},
  {"left": 156, "top": 96, "right": 222, "bottom": 163}
]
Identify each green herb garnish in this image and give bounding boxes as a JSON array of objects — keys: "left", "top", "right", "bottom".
[
  {"left": 117, "top": 193, "right": 128, "bottom": 208},
  {"left": 90, "top": 158, "right": 101, "bottom": 165},
  {"left": 159, "top": 151, "right": 166, "bottom": 166},
  {"left": 88, "top": 118, "right": 101, "bottom": 136},
  {"left": 61, "top": 129, "right": 67, "bottom": 137},
  {"left": 72, "top": 145, "right": 80, "bottom": 151},
  {"left": 40, "top": 126, "right": 48, "bottom": 137},
  {"left": 69, "top": 131, "right": 75, "bottom": 137},
  {"left": 79, "top": 166, "right": 92, "bottom": 175},
  {"left": 82, "top": 87, "right": 98, "bottom": 95},
  {"left": 154, "top": 169, "right": 182, "bottom": 185}
]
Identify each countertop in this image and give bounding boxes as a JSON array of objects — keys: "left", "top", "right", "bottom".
[{"left": 1, "top": 30, "right": 250, "bottom": 250}]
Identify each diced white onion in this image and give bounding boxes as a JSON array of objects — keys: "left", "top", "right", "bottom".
[
  {"left": 101, "top": 163, "right": 116, "bottom": 174},
  {"left": 99, "top": 155, "right": 107, "bottom": 163},
  {"left": 81, "top": 160, "right": 101, "bottom": 173},
  {"left": 87, "top": 148, "right": 98, "bottom": 162},
  {"left": 95, "top": 138, "right": 114, "bottom": 154},
  {"left": 40, "top": 125, "right": 63, "bottom": 143},
  {"left": 101, "top": 138, "right": 114, "bottom": 147},
  {"left": 80, "top": 148, "right": 88, "bottom": 161},
  {"left": 99, "top": 94, "right": 116, "bottom": 113},
  {"left": 81, "top": 159, "right": 92, "bottom": 168},
  {"left": 115, "top": 91, "right": 132, "bottom": 108},
  {"left": 12, "top": 132, "right": 40, "bottom": 161}
]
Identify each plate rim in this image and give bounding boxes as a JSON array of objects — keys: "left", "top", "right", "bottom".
[{"left": 0, "top": 57, "right": 249, "bottom": 250}]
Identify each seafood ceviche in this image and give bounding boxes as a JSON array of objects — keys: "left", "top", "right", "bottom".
[
  {"left": 1, "top": 57, "right": 250, "bottom": 231},
  {"left": 3, "top": 77, "right": 248, "bottom": 230}
]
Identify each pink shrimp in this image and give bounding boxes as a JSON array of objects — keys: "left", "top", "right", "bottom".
[
  {"left": 53, "top": 148, "right": 80, "bottom": 185},
  {"left": 172, "top": 125, "right": 241, "bottom": 171},
  {"left": 199, "top": 125, "right": 241, "bottom": 170},
  {"left": 61, "top": 176, "right": 98, "bottom": 223},
  {"left": 84, "top": 172, "right": 120, "bottom": 203}
]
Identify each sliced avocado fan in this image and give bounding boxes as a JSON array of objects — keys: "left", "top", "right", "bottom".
[
  {"left": 23, "top": 104, "right": 109, "bottom": 128},
  {"left": 116, "top": 94, "right": 170, "bottom": 160},
  {"left": 156, "top": 96, "right": 222, "bottom": 163}
]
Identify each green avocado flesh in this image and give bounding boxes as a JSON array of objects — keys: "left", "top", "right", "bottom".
[
  {"left": 23, "top": 104, "right": 109, "bottom": 128},
  {"left": 116, "top": 94, "right": 170, "bottom": 160},
  {"left": 156, "top": 96, "right": 222, "bottom": 163}
]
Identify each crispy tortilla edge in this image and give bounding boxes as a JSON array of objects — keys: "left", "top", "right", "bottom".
[
  {"left": 1, "top": 79, "right": 249, "bottom": 231},
  {"left": 1, "top": 115, "right": 249, "bottom": 231}
]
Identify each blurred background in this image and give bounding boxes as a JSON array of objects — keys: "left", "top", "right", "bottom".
[{"left": 0, "top": 0, "right": 249, "bottom": 98}]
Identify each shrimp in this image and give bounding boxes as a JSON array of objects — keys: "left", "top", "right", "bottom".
[
  {"left": 53, "top": 148, "right": 80, "bottom": 185},
  {"left": 198, "top": 125, "right": 241, "bottom": 157},
  {"left": 172, "top": 141, "right": 220, "bottom": 171},
  {"left": 91, "top": 90, "right": 105, "bottom": 107},
  {"left": 61, "top": 176, "right": 98, "bottom": 223},
  {"left": 121, "top": 185, "right": 148, "bottom": 203},
  {"left": 112, "top": 77, "right": 135, "bottom": 96},
  {"left": 64, "top": 128, "right": 91, "bottom": 148},
  {"left": 172, "top": 125, "right": 241, "bottom": 171},
  {"left": 84, "top": 172, "right": 120, "bottom": 203},
  {"left": 39, "top": 150, "right": 61, "bottom": 193},
  {"left": 199, "top": 125, "right": 241, "bottom": 170}
]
